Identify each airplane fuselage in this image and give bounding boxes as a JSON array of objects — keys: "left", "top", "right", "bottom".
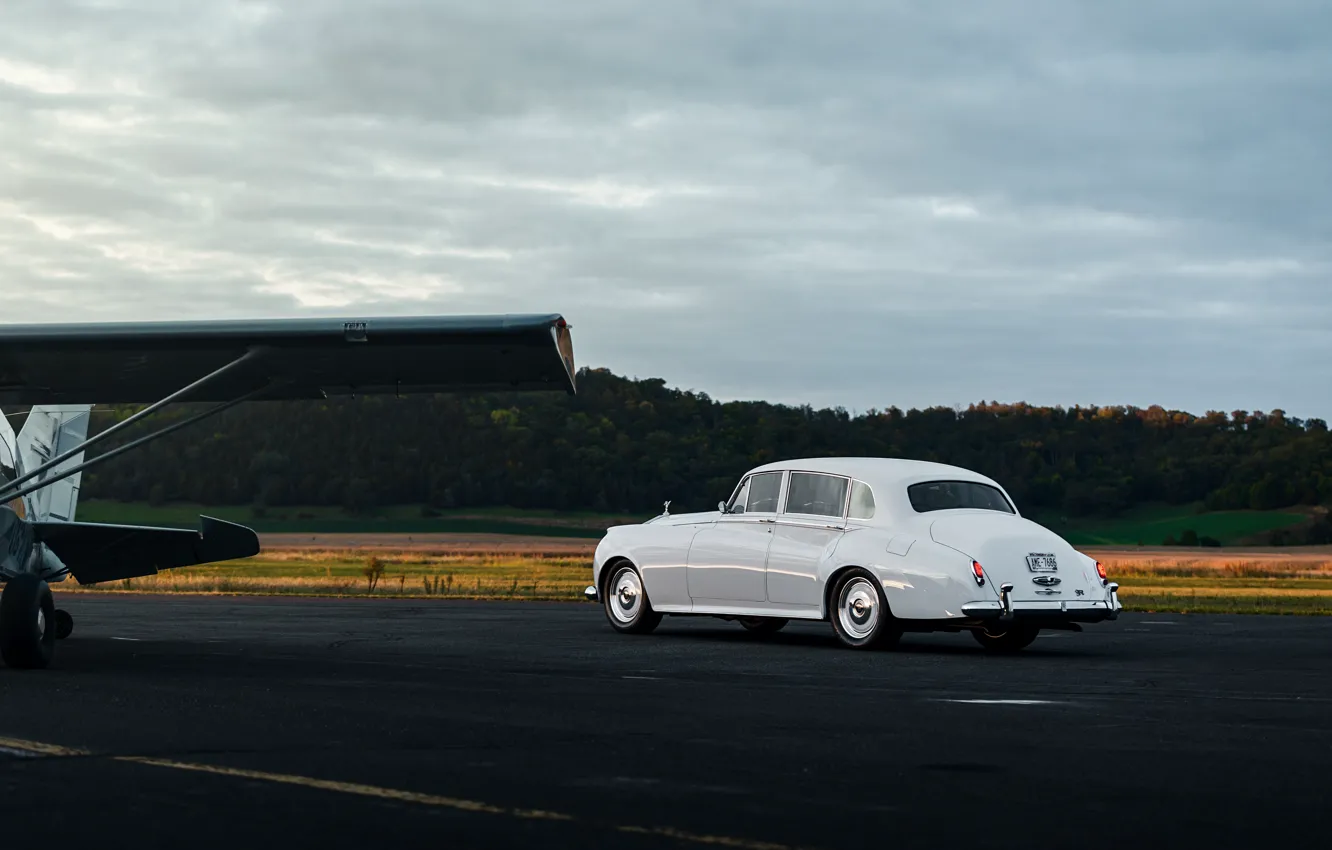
[{"left": 0, "top": 505, "right": 35, "bottom": 577}]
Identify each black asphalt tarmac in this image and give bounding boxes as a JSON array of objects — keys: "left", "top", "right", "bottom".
[{"left": 2, "top": 596, "right": 1328, "bottom": 850}]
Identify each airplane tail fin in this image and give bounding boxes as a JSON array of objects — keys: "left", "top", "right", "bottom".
[{"left": 16, "top": 405, "right": 93, "bottom": 522}]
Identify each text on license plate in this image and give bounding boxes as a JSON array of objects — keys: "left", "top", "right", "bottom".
[{"left": 1026, "top": 553, "right": 1058, "bottom": 572}]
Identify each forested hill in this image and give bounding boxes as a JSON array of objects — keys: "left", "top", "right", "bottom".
[{"left": 79, "top": 367, "right": 1331, "bottom": 522}]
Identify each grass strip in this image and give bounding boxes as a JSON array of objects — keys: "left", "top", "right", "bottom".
[
  {"left": 1118, "top": 591, "right": 1332, "bottom": 616},
  {"left": 54, "top": 558, "right": 1332, "bottom": 616}
]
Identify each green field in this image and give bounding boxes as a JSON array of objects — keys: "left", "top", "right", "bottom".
[
  {"left": 1034, "top": 504, "right": 1307, "bottom": 547},
  {"left": 76, "top": 501, "right": 637, "bottom": 538}
]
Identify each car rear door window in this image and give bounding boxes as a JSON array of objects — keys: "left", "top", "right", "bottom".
[{"left": 784, "top": 473, "right": 849, "bottom": 518}]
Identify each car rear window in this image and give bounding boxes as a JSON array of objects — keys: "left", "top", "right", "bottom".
[{"left": 907, "top": 480, "right": 1014, "bottom": 514}]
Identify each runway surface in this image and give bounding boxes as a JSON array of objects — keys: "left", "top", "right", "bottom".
[{"left": 3, "top": 596, "right": 1329, "bottom": 849}]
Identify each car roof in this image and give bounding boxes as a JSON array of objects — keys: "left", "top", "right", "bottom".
[{"left": 745, "top": 457, "right": 1001, "bottom": 492}]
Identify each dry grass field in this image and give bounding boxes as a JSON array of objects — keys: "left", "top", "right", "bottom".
[
  {"left": 59, "top": 533, "right": 597, "bottom": 601},
  {"left": 56, "top": 535, "right": 1332, "bottom": 615},
  {"left": 1085, "top": 546, "right": 1332, "bottom": 614}
]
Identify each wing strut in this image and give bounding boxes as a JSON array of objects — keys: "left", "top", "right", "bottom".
[
  {"left": 0, "top": 384, "right": 275, "bottom": 507},
  {"left": 0, "top": 349, "right": 271, "bottom": 505}
]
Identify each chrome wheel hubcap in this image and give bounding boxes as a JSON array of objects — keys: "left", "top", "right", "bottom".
[
  {"left": 609, "top": 567, "right": 643, "bottom": 624},
  {"left": 838, "top": 578, "right": 879, "bottom": 640}
]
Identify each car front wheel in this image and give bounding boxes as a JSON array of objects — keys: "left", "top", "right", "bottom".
[
  {"left": 829, "top": 568, "right": 901, "bottom": 650},
  {"left": 603, "top": 562, "right": 663, "bottom": 635}
]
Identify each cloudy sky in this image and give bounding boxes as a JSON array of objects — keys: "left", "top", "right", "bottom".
[{"left": 1, "top": 0, "right": 1328, "bottom": 417}]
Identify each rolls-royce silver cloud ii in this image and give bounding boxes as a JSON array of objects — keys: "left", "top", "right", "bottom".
[{"left": 585, "top": 458, "right": 1121, "bottom": 651}]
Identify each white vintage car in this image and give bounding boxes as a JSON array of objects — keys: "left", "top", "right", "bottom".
[{"left": 585, "top": 457, "right": 1122, "bottom": 651}]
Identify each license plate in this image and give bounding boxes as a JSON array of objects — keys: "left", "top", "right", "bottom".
[{"left": 1026, "top": 553, "right": 1058, "bottom": 572}]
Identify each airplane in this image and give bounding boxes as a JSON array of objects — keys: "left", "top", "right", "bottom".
[{"left": 0, "top": 313, "right": 577, "bottom": 670}]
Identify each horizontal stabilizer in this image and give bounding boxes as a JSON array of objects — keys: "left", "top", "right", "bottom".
[{"left": 33, "top": 516, "right": 260, "bottom": 584}]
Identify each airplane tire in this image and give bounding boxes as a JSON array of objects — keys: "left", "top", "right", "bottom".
[
  {"left": 0, "top": 574, "right": 56, "bottom": 669},
  {"left": 54, "top": 609, "right": 74, "bottom": 640}
]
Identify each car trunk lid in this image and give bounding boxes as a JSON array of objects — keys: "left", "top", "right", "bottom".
[{"left": 929, "top": 512, "right": 1098, "bottom": 602}]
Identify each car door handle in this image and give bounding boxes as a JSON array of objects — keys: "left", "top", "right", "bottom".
[{"left": 758, "top": 518, "right": 776, "bottom": 523}]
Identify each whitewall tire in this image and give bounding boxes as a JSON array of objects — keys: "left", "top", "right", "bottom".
[
  {"left": 603, "top": 562, "right": 663, "bottom": 635},
  {"left": 828, "top": 568, "right": 901, "bottom": 650}
]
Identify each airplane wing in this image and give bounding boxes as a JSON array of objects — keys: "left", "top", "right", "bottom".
[
  {"left": 32, "top": 516, "right": 261, "bottom": 584},
  {"left": 0, "top": 313, "right": 576, "bottom": 404}
]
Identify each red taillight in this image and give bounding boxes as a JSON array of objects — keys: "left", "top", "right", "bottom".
[
  {"left": 972, "top": 561, "right": 985, "bottom": 586},
  {"left": 1096, "top": 561, "right": 1108, "bottom": 583}
]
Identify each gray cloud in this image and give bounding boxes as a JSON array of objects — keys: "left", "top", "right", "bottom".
[{"left": 0, "top": 0, "right": 1328, "bottom": 417}]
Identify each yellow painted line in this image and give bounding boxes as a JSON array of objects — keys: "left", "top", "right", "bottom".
[
  {"left": 620, "top": 825, "right": 804, "bottom": 850},
  {"left": 0, "top": 735, "right": 811, "bottom": 850},
  {"left": 115, "top": 756, "right": 573, "bottom": 821},
  {"left": 0, "top": 737, "right": 90, "bottom": 757}
]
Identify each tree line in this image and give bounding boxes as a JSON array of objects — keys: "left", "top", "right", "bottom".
[{"left": 74, "top": 367, "right": 1331, "bottom": 535}]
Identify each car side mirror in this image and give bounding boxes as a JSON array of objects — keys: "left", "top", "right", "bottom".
[{"left": 718, "top": 501, "right": 728, "bottom": 514}]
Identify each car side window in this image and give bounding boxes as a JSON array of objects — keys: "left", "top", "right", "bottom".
[
  {"left": 849, "top": 480, "right": 875, "bottom": 520},
  {"left": 727, "top": 477, "right": 752, "bottom": 513},
  {"left": 784, "top": 472, "right": 849, "bottom": 518},
  {"left": 745, "top": 472, "right": 783, "bottom": 513}
]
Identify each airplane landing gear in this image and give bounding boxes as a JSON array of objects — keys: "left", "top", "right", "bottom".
[
  {"left": 55, "top": 609, "right": 73, "bottom": 640},
  {"left": 0, "top": 574, "right": 57, "bottom": 669}
]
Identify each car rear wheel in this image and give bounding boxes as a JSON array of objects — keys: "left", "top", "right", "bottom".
[
  {"left": 972, "top": 624, "right": 1040, "bottom": 653},
  {"left": 829, "top": 569, "right": 901, "bottom": 650},
  {"left": 738, "top": 617, "right": 788, "bottom": 635},
  {"left": 603, "top": 562, "right": 662, "bottom": 635}
]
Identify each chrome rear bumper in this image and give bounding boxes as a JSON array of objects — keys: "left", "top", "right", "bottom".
[{"left": 962, "top": 583, "right": 1121, "bottom": 623}]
